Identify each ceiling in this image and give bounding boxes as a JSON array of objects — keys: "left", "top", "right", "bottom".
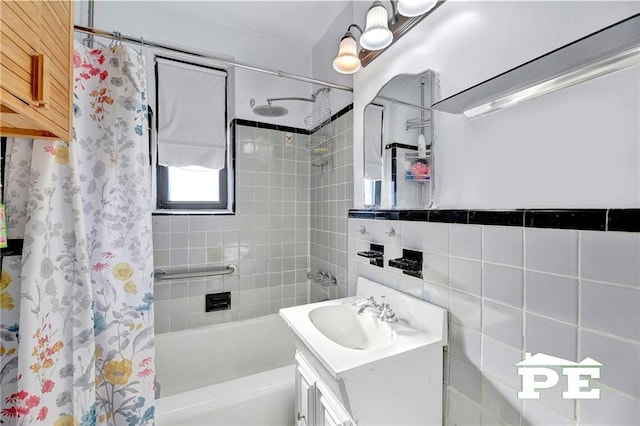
[{"left": 154, "top": 1, "right": 352, "bottom": 49}]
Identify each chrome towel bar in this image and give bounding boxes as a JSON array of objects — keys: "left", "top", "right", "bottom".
[{"left": 154, "top": 264, "right": 236, "bottom": 281}]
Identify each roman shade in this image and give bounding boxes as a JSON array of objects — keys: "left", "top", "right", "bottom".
[{"left": 156, "top": 58, "right": 227, "bottom": 169}]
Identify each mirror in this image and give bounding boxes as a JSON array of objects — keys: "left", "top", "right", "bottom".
[{"left": 363, "top": 70, "right": 435, "bottom": 209}]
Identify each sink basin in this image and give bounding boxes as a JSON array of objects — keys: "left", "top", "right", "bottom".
[
  {"left": 308, "top": 305, "right": 395, "bottom": 350},
  {"left": 280, "top": 276, "right": 448, "bottom": 377}
]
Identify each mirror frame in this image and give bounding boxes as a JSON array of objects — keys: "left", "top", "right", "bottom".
[{"left": 362, "top": 70, "right": 437, "bottom": 210}]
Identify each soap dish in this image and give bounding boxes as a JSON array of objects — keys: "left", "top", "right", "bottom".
[
  {"left": 357, "top": 251, "right": 383, "bottom": 259},
  {"left": 388, "top": 258, "right": 421, "bottom": 271},
  {"left": 388, "top": 248, "right": 423, "bottom": 279}
]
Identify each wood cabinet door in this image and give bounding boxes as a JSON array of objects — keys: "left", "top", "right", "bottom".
[
  {"left": 1, "top": 0, "right": 73, "bottom": 141},
  {"left": 1, "top": 1, "right": 43, "bottom": 104}
]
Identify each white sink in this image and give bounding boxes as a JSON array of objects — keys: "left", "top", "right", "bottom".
[
  {"left": 280, "top": 277, "right": 448, "bottom": 377},
  {"left": 308, "top": 305, "right": 395, "bottom": 350}
]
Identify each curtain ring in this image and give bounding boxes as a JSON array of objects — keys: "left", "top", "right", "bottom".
[{"left": 113, "top": 31, "right": 122, "bottom": 47}]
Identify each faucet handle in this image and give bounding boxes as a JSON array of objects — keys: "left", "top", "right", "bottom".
[
  {"left": 355, "top": 296, "right": 375, "bottom": 307},
  {"left": 385, "top": 227, "right": 396, "bottom": 237},
  {"left": 384, "top": 307, "right": 398, "bottom": 323}
]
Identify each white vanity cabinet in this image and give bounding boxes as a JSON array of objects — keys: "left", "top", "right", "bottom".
[
  {"left": 295, "top": 353, "right": 353, "bottom": 426},
  {"left": 281, "top": 277, "right": 448, "bottom": 426}
]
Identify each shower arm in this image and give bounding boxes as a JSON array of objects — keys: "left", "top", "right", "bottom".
[
  {"left": 268, "top": 87, "right": 330, "bottom": 105},
  {"left": 268, "top": 96, "right": 315, "bottom": 105}
]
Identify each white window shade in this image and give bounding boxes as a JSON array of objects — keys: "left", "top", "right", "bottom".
[{"left": 157, "top": 58, "right": 227, "bottom": 169}]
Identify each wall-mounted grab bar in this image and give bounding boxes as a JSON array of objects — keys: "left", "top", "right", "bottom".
[{"left": 154, "top": 265, "right": 237, "bottom": 281}]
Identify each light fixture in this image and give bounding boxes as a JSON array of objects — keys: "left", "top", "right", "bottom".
[
  {"left": 360, "top": 1, "right": 394, "bottom": 51},
  {"left": 397, "top": 0, "right": 438, "bottom": 17},
  {"left": 332, "top": 0, "right": 445, "bottom": 74},
  {"left": 333, "top": 25, "right": 363, "bottom": 74},
  {"left": 431, "top": 14, "right": 640, "bottom": 119},
  {"left": 463, "top": 47, "right": 640, "bottom": 119}
]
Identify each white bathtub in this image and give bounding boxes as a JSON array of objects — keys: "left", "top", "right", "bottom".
[{"left": 155, "top": 314, "right": 296, "bottom": 425}]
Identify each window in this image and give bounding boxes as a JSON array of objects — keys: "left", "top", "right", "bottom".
[{"left": 152, "top": 55, "right": 234, "bottom": 213}]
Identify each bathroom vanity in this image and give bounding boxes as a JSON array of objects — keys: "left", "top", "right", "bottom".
[{"left": 280, "top": 277, "right": 448, "bottom": 426}]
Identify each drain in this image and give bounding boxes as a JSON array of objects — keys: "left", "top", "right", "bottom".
[{"left": 353, "top": 347, "right": 365, "bottom": 351}]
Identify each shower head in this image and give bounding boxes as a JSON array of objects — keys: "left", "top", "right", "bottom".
[{"left": 252, "top": 103, "right": 289, "bottom": 118}]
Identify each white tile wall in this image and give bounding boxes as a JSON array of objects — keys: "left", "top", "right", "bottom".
[
  {"left": 152, "top": 124, "right": 311, "bottom": 333},
  {"left": 525, "top": 228, "right": 578, "bottom": 276},
  {"left": 309, "top": 110, "right": 353, "bottom": 302},
  {"left": 348, "top": 219, "right": 640, "bottom": 425},
  {"left": 580, "top": 280, "right": 640, "bottom": 341},
  {"left": 580, "top": 231, "right": 640, "bottom": 287},
  {"left": 525, "top": 271, "right": 578, "bottom": 324}
]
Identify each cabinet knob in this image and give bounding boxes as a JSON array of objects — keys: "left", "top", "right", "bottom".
[{"left": 31, "top": 54, "right": 48, "bottom": 107}]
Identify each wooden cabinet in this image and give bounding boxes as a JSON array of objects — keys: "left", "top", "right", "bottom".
[{"left": 1, "top": 0, "right": 73, "bottom": 141}]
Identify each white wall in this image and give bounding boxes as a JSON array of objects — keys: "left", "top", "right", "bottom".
[
  {"left": 311, "top": 1, "right": 354, "bottom": 114},
  {"left": 85, "top": 1, "right": 317, "bottom": 128},
  {"left": 352, "top": 1, "right": 640, "bottom": 208}
]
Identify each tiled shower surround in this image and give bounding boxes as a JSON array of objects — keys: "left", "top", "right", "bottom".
[
  {"left": 152, "top": 109, "right": 353, "bottom": 333},
  {"left": 348, "top": 219, "right": 639, "bottom": 425},
  {"left": 152, "top": 125, "right": 312, "bottom": 333},
  {"left": 309, "top": 110, "right": 353, "bottom": 302}
]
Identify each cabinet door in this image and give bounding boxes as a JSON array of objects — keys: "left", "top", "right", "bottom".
[
  {"left": 295, "top": 362, "right": 316, "bottom": 426},
  {"left": 316, "top": 382, "right": 352, "bottom": 426},
  {"left": 318, "top": 395, "right": 352, "bottom": 426},
  {"left": 1, "top": 0, "right": 72, "bottom": 141},
  {"left": 0, "top": 1, "right": 42, "bottom": 104}
]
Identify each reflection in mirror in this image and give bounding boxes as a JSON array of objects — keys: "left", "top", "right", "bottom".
[
  {"left": 364, "top": 104, "right": 383, "bottom": 207},
  {"left": 363, "top": 70, "right": 435, "bottom": 209}
]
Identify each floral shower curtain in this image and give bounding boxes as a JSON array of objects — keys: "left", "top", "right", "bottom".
[{"left": 0, "top": 42, "right": 155, "bottom": 425}]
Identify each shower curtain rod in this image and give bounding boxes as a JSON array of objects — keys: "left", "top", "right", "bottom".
[{"left": 73, "top": 25, "right": 354, "bottom": 92}]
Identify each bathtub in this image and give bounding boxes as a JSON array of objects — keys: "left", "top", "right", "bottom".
[{"left": 155, "top": 314, "right": 296, "bottom": 425}]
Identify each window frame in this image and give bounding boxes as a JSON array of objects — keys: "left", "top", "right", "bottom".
[{"left": 149, "top": 51, "right": 235, "bottom": 215}]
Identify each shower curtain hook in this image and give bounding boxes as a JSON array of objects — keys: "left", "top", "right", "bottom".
[{"left": 139, "top": 37, "right": 145, "bottom": 56}]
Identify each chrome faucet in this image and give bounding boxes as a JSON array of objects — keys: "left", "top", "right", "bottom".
[
  {"left": 306, "top": 270, "right": 337, "bottom": 287},
  {"left": 355, "top": 296, "right": 398, "bottom": 323}
]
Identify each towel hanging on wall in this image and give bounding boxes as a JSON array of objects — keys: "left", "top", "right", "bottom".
[{"left": 156, "top": 58, "right": 227, "bottom": 170}]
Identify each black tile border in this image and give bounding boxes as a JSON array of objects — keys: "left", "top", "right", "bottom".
[
  {"left": 524, "top": 209, "right": 606, "bottom": 231},
  {"left": 608, "top": 209, "right": 640, "bottom": 232},
  {"left": 469, "top": 210, "right": 524, "bottom": 227},
  {"left": 233, "top": 118, "right": 308, "bottom": 135},
  {"left": 233, "top": 103, "right": 353, "bottom": 136},
  {"left": 348, "top": 209, "right": 640, "bottom": 232}
]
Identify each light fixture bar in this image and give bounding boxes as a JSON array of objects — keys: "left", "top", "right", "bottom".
[
  {"left": 433, "top": 13, "right": 640, "bottom": 115},
  {"left": 464, "top": 46, "right": 640, "bottom": 119}
]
